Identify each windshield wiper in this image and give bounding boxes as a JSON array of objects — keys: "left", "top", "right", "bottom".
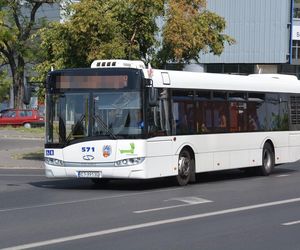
[
  {"left": 93, "top": 114, "right": 117, "bottom": 139},
  {"left": 65, "top": 114, "right": 86, "bottom": 143}
]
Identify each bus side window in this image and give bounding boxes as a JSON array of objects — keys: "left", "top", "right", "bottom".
[
  {"left": 265, "top": 94, "right": 283, "bottom": 131},
  {"left": 212, "top": 91, "right": 228, "bottom": 132},
  {"left": 195, "top": 91, "right": 211, "bottom": 133},
  {"left": 213, "top": 102, "right": 228, "bottom": 131},
  {"left": 172, "top": 90, "right": 194, "bottom": 135},
  {"left": 290, "top": 95, "right": 300, "bottom": 130},
  {"left": 248, "top": 93, "right": 266, "bottom": 131},
  {"left": 268, "top": 94, "right": 299, "bottom": 131},
  {"left": 229, "top": 102, "right": 247, "bottom": 132},
  {"left": 147, "top": 89, "right": 171, "bottom": 137},
  {"left": 247, "top": 102, "right": 259, "bottom": 131},
  {"left": 278, "top": 94, "right": 289, "bottom": 131}
]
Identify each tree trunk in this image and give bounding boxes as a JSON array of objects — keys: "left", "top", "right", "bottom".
[
  {"left": 9, "top": 86, "right": 14, "bottom": 108},
  {"left": 14, "top": 56, "right": 25, "bottom": 109},
  {"left": 15, "top": 81, "right": 25, "bottom": 109},
  {"left": 13, "top": 70, "right": 25, "bottom": 109},
  {"left": 14, "top": 79, "right": 24, "bottom": 109}
]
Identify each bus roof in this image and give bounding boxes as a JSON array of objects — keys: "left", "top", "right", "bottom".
[
  {"left": 88, "top": 59, "right": 300, "bottom": 94},
  {"left": 145, "top": 69, "right": 300, "bottom": 94},
  {"left": 91, "top": 59, "right": 145, "bottom": 69}
]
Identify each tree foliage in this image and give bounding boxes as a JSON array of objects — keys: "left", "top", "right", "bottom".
[
  {"left": 0, "top": 67, "right": 11, "bottom": 103},
  {"left": 37, "top": 0, "right": 234, "bottom": 75},
  {"left": 1, "top": 0, "right": 234, "bottom": 107},
  {"left": 37, "top": 0, "right": 164, "bottom": 74},
  {"left": 158, "top": 0, "right": 235, "bottom": 65},
  {"left": 0, "top": 0, "right": 58, "bottom": 108}
]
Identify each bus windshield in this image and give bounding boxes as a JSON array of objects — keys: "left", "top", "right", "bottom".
[{"left": 45, "top": 69, "right": 144, "bottom": 145}]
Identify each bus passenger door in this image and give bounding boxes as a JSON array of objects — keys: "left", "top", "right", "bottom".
[
  {"left": 146, "top": 88, "right": 175, "bottom": 178},
  {"left": 146, "top": 137, "right": 175, "bottom": 178}
]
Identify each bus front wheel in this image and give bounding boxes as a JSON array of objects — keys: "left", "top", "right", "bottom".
[
  {"left": 258, "top": 143, "right": 275, "bottom": 176},
  {"left": 176, "top": 149, "right": 192, "bottom": 186}
]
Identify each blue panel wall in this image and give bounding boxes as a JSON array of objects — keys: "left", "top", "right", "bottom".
[
  {"left": 200, "top": 0, "right": 291, "bottom": 63},
  {"left": 37, "top": 3, "right": 60, "bottom": 22}
]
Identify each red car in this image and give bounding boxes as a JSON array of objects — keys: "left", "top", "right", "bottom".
[{"left": 0, "top": 109, "right": 44, "bottom": 128}]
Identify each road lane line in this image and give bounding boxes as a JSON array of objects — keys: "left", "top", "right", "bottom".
[
  {"left": 282, "top": 220, "right": 300, "bottom": 226},
  {"left": 166, "top": 196, "right": 212, "bottom": 204},
  {"left": 2, "top": 197, "right": 300, "bottom": 250},
  {"left": 134, "top": 203, "right": 199, "bottom": 213},
  {"left": 275, "top": 174, "right": 290, "bottom": 178},
  {"left": 134, "top": 197, "right": 212, "bottom": 213},
  {"left": 0, "top": 187, "right": 183, "bottom": 213}
]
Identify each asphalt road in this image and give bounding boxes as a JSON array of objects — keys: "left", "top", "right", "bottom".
[{"left": 0, "top": 162, "right": 300, "bottom": 250}]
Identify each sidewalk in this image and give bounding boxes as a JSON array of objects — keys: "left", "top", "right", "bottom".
[
  {"left": 0, "top": 147, "right": 44, "bottom": 169},
  {"left": 0, "top": 129, "right": 44, "bottom": 169},
  {"left": 0, "top": 128, "right": 44, "bottom": 140}
]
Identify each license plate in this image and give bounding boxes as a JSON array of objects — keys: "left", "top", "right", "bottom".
[{"left": 77, "top": 171, "right": 102, "bottom": 178}]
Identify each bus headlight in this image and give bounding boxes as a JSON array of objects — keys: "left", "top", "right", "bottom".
[
  {"left": 45, "top": 157, "right": 63, "bottom": 166},
  {"left": 115, "top": 157, "right": 145, "bottom": 167}
]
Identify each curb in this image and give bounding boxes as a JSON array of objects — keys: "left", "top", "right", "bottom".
[{"left": 0, "top": 135, "right": 44, "bottom": 141}]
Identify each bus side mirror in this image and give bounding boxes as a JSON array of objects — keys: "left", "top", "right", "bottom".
[
  {"left": 144, "top": 78, "right": 158, "bottom": 107},
  {"left": 148, "top": 87, "right": 158, "bottom": 107}
]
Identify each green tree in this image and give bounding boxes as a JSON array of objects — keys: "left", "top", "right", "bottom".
[
  {"left": 157, "top": 0, "right": 235, "bottom": 66},
  {"left": 0, "top": 0, "right": 58, "bottom": 108},
  {"left": 115, "top": 0, "right": 164, "bottom": 60},
  {"left": 36, "top": 0, "right": 234, "bottom": 81},
  {"left": 0, "top": 66, "right": 11, "bottom": 103},
  {"left": 37, "top": 0, "right": 163, "bottom": 72}
]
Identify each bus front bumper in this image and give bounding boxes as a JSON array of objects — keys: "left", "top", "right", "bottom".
[{"left": 44, "top": 163, "right": 146, "bottom": 179}]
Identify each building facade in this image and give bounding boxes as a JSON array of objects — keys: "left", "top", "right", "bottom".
[{"left": 190, "top": 0, "right": 300, "bottom": 78}]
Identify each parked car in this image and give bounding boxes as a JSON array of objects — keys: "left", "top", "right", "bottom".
[{"left": 0, "top": 109, "right": 44, "bottom": 128}]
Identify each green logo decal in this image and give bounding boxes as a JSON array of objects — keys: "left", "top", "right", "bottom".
[{"left": 120, "top": 143, "right": 135, "bottom": 154}]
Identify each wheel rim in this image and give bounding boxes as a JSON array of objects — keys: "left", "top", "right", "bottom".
[
  {"left": 24, "top": 123, "right": 31, "bottom": 129},
  {"left": 263, "top": 149, "right": 272, "bottom": 171},
  {"left": 178, "top": 154, "right": 190, "bottom": 178}
]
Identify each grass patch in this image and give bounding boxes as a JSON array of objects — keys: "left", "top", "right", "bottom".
[
  {"left": 0, "top": 126, "right": 45, "bottom": 134},
  {"left": 14, "top": 150, "right": 44, "bottom": 161}
]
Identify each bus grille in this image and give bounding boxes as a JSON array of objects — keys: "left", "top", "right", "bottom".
[{"left": 63, "top": 161, "right": 115, "bottom": 168}]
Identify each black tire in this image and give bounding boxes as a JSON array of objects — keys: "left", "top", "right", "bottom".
[
  {"left": 176, "top": 149, "right": 192, "bottom": 186},
  {"left": 258, "top": 143, "right": 275, "bottom": 176}
]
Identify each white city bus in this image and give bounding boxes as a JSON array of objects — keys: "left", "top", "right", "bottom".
[{"left": 44, "top": 60, "right": 300, "bottom": 185}]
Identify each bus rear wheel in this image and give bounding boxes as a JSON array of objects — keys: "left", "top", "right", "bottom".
[
  {"left": 258, "top": 143, "right": 275, "bottom": 176},
  {"left": 176, "top": 149, "right": 192, "bottom": 186}
]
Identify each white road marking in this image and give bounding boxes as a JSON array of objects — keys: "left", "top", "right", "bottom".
[
  {"left": 282, "top": 220, "right": 300, "bottom": 226},
  {"left": 3, "top": 197, "right": 300, "bottom": 250},
  {"left": 41, "top": 185, "right": 56, "bottom": 188},
  {"left": 166, "top": 196, "right": 212, "bottom": 204},
  {"left": 134, "top": 203, "right": 200, "bottom": 213},
  {"left": 0, "top": 187, "right": 183, "bottom": 213},
  {"left": 134, "top": 196, "right": 212, "bottom": 213},
  {"left": 275, "top": 174, "right": 290, "bottom": 178}
]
